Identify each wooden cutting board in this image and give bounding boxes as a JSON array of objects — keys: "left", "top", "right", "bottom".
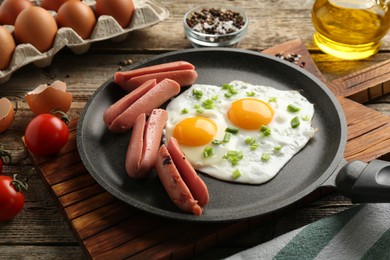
[{"left": 25, "top": 40, "right": 390, "bottom": 259}]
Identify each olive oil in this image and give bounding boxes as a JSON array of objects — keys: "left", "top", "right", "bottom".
[{"left": 312, "top": 0, "right": 390, "bottom": 60}]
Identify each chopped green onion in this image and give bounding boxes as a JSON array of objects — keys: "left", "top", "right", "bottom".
[
  {"left": 245, "top": 137, "right": 258, "bottom": 150},
  {"left": 246, "top": 91, "right": 255, "bottom": 97},
  {"left": 202, "top": 99, "right": 215, "bottom": 109},
  {"left": 291, "top": 116, "right": 300, "bottom": 128},
  {"left": 223, "top": 151, "right": 243, "bottom": 166},
  {"left": 261, "top": 153, "right": 271, "bottom": 162},
  {"left": 222, "top": 83, "right": 238, "bottom": 98},
  {"left": 194, "top": 104, "right": 203, "bottom": 113},
  {"left": 245, "top": 137, "right": 256, "bottom": 144},
  {"left": 301, "top": 115, "right": 310, "bottom": 121},
  {"left": 223, "top": 133, "right": 231, "bottom": 143},
  {"left": 224, "top": 92, "right": 233, "bottom": 98},
  {"left": 212, "top": 95, "right": 219, "bottom": 101},
  {"left": 212, "top": 139, "right": 222, "bottom": 145},
  {"left": 192, "top": 89, "right": 203, "bottom": 99},
  {"left": 250, "top": 143, "right": 259, "bottom": 151},
  {"left": 222, "top": 83, "right": 233, "bottom": 90},
  {"left": 287, "top": 104, "right": 301, "bottom": 113},
  {"left": 181, "top": 108, "right": 189, "bottom": 114},
  {"left": 268, "top": 97, "right": 277, "bottom": 102},
  {"left": 203, "top": 147, "right": 214, "bottom": 158},
  {"left": 225, "top": 127, "right": 239, "bottom": 134},
  {"left": 274, "top": 145, "right": 282, "bottom": 152},
  {"left": 231, "top": 169, "right": 241, "bottom": 179},
  {"left": 260, "top": 125, "right": 271, "bottom": 137}
]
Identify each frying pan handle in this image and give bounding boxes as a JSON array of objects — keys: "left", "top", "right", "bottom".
[{"left": 336, "top": 160, "right": 390, "bottom": 203}]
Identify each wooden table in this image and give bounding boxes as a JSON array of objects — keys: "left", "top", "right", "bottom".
[{"left": 1, "top": 0, "right": 390, "bottom": 259}]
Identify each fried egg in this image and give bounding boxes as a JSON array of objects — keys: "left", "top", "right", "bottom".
[{"left": 164, "top": 80, "right": 315, "bottom": 184}]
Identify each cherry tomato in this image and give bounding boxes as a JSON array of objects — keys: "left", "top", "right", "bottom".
[
  {"left": 0, "top": 175, "right": 26, "bottom": 221},
  {"left": 24, "top": 113, "right": 69, "bottom": 155}
]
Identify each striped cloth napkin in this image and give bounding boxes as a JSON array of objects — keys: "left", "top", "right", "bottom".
[{"left": 226, "top": 203, "right": 390, "bottom": 260}]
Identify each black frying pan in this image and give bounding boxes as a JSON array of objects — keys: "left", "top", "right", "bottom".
[{"left": 76, "top": 48, "right": 390, "bottom": 222}]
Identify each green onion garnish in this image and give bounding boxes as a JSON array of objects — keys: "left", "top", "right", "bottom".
[
  {"left": 260, "top": 125, "right": 271, "bottom": 137},
  {"left": 250, "top": 143, "right": 259, "bottom": 151},
  {"left": 302, "top": 115, "right": 310, "bottom": 121},
  {"left": 225, "top": 127, "right": 239, "bottom": 134},
  {"left": 245, "top": 137, "right": 258, "bottom": 150},
  {"left": 224, "top": 92, "right": 233, "bottom": 98},
  {"left": 261, "top": 153, "right": 271, "bottom": 162},
  {"left": 202, "top": 99, "right": 215, "bottom": 109},
  {"left": 245, "top": 137, "right": 256, "bottom": 144},
  {"left": 192, "top": 89, "right": 203, "bottom": 99},
  {"left": 231, "top": 169, "right": 241, "bottom": 179},
  {"left": 212, "top": 139, "right": 222, "bottom": 145},
  {"left": 212, "top": 95, "right": 219, "bottom": 101},
  {"left": 181, "top": 108, "right": 189, "bottom": 114},
  {"left": 287, "top": 104, "right": 301, "bottom": 113},
  {"left": 223, "top": 133, "right": 231, "bottom": 143},
  {"left": 222, "top": 83, "right": 238, "bottom": 98},
  {"left": 246, "top": 91, "right": 255, "bottom": 97},
  {"left": 203, "top": 147, "right": 214, "bottom": 158},
  {"left": 268, "top": 97, "right": 277, "bottom": 102},
  {"left": 274, "top": 145, "right": 282, "bottom": 152},
  {"left": 291, "top": 116, "right": 300, "bottom": 128},
  {"left": 223, "top": 150, "right": 243, "bottom": 166}
]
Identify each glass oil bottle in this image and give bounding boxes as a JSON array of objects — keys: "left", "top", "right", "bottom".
[{"left": 312, "top": 0, "right": 390, "bottom": 60}]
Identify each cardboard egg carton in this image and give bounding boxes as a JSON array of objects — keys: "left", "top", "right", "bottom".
[{"left": 0, "top": 0, "right": 169, "bottom": 84}]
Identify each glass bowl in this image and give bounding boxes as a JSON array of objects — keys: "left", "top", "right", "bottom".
[{"left": 183, "top": 5, "right": 248, "bottom": 48}]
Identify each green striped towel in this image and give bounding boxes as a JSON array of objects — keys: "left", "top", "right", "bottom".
[{"left": 226, "top": 204, "right": 390, "bottom": 259}]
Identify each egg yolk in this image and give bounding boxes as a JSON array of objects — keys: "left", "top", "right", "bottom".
[
  {"left": 173, "top": 117, "right": 217, "bottom": 146},
  {"left": 227, "top": 98, "right": 274, "bottom": 130}
]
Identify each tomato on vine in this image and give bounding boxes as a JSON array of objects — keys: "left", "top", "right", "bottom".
[
  {"left": 24, "top": 111, "right": 69, "bottom": 156},
  {"left": 0, "top": 174, "right": 28, "bottom": 221}
]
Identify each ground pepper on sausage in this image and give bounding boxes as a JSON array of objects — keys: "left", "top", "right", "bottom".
[{"left": 163, "top": 156, "right": 172, "bottom": 165}]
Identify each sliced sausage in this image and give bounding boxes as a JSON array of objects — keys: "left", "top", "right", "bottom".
[
  {"left": 121, "top": 69, "right": 198, "bottom": 92},
  {"left": 167, "top": 137, "right": 209, "bottom": 207},
  {"left": 108, "top": 78, "right": 180, "bottom": 133},
  {"left": 103, "top": 79, "right": 156, "bottom": 127},
  {"left": 155, "top": 144, "right": 203, "bottom": 216},
  {"left": 126, "top": 109, "right": 168, "bottom": 179},
  {"left": 114, "top": 61, "right": 195, "bottom": 86}
]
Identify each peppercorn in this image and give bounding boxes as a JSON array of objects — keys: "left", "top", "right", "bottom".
[{"left": 186, "top": 7, "right": 245, "bottom": 35}]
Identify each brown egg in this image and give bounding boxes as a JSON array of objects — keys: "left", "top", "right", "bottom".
[
  {"left": 40, "top": 0, "right": 81, "bottom": 12},
  {"left": 0, "top": 97, "right": 15, "bottom": 133},
  {"left": 0, "top": 26, "right": 16, "bottom": 70},
  {"left": 25, "top": 81, "right": 73, "bottom": 115},
  {"left": 95, "top": 0, "right": 135, "bottom": 28},
  {"left": 14, "top": 6, "right": 58, "bottom": 53},
  {"left": 57, "top": 1, "right": 96, "bottom": 39},
  {"left": 0, "top": 0, "right": 32, "bottom": 25}
]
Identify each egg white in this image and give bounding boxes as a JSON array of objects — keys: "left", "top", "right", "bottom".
[{"left": 165, "top": 80, "right": 315, "bottom": 185}]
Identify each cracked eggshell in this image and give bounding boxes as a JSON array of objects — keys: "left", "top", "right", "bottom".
[
  {"left": 25, "top": 80, "right": 73, "bottom": 115},
  {"left": 0, "top": 97, "right": 15, "bottom": 133}
]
